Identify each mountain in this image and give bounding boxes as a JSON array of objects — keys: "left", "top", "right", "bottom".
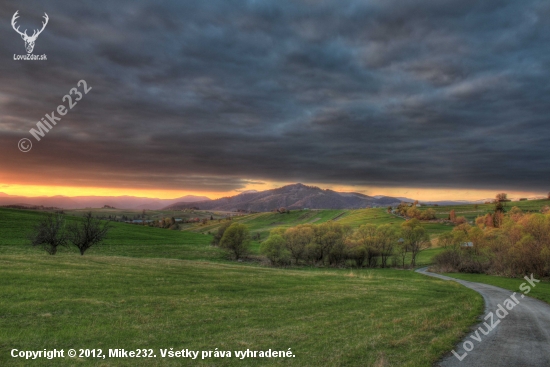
[
  {"left": 0, "top": 193, "right": 210, "bottom": 210},
  {"left": 164, "top": 183, "right": 405, "bottom": 212}
]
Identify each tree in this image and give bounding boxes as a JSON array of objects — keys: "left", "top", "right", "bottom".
[
  {"left": 284, "top": 225, "right": 313, "bottom": 264},
  {"left": 420, "top": 208, "right": 436, "bottom": 220},
  {"left": 28, "top": 213, "right": 67, "bottom": 255},
  {"left": 406, "top": 206, "right": 421, "bottom": 219},
  {"left": 395, "top": 238, "right": 409, "bottom": 268},
  {"left": 311, "top": 222, "right": 351, "bottom": 266},
  {"left": 351, "top": 224, "right": 378, "bottom": 267},
  {"left": 211, "top": 221, "right": 232, "bottom": 246},
  {"left": 401, "top": 220, "right": 430, "bottom": 267},
  {"left": 374, "top": 224, "right": 397, "bottom": 268},
  {"left": 67, "top": 212, "right": 111, "bottom": 255},
  {"left": 548, "top": 192, "right": 550, "bottom": 200},
  {"left": 260, "top": 234, "right": 291, "bottom": 266},
  {"left": 220, "top": 223, "right": 251, "bottom": 260},
  {"left": 496, "top": 193, "right": 508, "bottom": 202},
  {"left": 449, "top": 210, "right": 456, "bottom": 222},
  {"left": 437, "top": 232, "right": 454, "bottom": 248}
]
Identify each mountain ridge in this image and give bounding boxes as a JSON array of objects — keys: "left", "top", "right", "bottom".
[
  {"left": 164, "top": 183, "right": 405, "bottom": 212},
  {"left": 0, "top": 193, "right": 210, "bottom": 210}
]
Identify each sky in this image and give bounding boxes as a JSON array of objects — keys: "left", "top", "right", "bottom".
[{"left": 1, "top": 0, "right": 550, "bottom": 201}]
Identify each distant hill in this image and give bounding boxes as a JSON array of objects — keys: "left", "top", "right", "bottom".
[
  {"left": 164, "top": 183, "right": 406, "bottom": 212},
  {"left": 0, "top": 193, "right": 210, "bottom": 210}
]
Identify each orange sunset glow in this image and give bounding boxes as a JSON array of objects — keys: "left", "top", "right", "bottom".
[{"left": 0, "top": 182, "right": 546, "bottom": 202}]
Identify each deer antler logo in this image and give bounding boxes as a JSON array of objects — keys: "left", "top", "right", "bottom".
[{"left": 11, "top": 11, "right": 49, "bottom": 54}]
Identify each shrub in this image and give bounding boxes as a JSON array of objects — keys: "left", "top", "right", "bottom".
[
  {"left": 211, "top": 221, "right": 232, "bottom": 246},
  {"left": 260, "top": 234, "right": 291, "bottom": 266},
  {"left": 220, "top": 223, "right": 251, "bottom": 260}
]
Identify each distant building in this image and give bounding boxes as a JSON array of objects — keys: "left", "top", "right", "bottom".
[{"left": 461, "top": 242, "right": 474, "bottom": 248}]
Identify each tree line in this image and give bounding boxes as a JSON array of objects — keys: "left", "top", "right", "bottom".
[
  {"left": 434, "top": 204, "right": 550, "bottom": 278},
  {"left": 210, "top": 219, "right": 432, "bottom": 268},
  {"left": 260, "top": 220, "right": 431, "bottom": 267}
]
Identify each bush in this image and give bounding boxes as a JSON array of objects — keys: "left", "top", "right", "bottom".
[
  {"left": 211, "top": 221, "right": 232, "bottom": 246},
  {"left": 260, "top": 234, "right": 291, "bottom": 266},
  {"left": 220, "top": 223, "right": 251, "bottom": 260}
]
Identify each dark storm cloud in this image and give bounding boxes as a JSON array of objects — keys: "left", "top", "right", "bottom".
[{"left": 1, "top": 0, "right": 550, "bottom": 192}]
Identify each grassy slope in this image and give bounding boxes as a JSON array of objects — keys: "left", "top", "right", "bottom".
[
  {"left": 0, "top": 207, "right": 445, "bottom": 265},
  {"left": 191, "top": 208, "right": 451, "bottom": 239},
  {"left": 0, "top": 254, "right": 483, "bottom": 367},
  {"left": 443, "top": 273, "right": 550, "bottom": 305},
  {"left": 420, "top": 199, "right": 550, "bottom": 222},
  {"left": 0, "top": 208, "right": 222, "bottom": 261}
]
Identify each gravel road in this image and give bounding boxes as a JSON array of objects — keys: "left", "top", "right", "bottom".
[{"left": 416, "top": 267, "right": 550, "bottom": 367}]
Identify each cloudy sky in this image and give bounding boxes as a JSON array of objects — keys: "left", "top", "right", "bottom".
[{"left": 1, "top": 0, "right": 549, "bottom": 200}]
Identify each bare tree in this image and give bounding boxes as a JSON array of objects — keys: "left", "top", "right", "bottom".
[
  {"left": 28, "top": 213, "right": 67, "bottom": 255},
  {"left": 68, "top": 212, "right": 111, "bottom": 255},
  {"left": 496, "top": 193, "right": 508, "bottom": 202}
]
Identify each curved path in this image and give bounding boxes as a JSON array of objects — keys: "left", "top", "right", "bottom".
[{"left": 416, "top": 267, "right": 550, "bottom": 367}]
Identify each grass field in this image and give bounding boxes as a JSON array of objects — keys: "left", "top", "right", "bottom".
[
  {"left": 0, "top": 207, "right": 446, "bottom": 266},
  {"left": 0, "top": 254, "right": 483, "bottom": 367},
  {"left": 190, "top": 208, "right": 452, "bottom": 240},
  {"left": 443, "top": 272, "right": 550, "bottom": 305},
  {"left": 0, "top": 208, "right": 223, "bottom": 261},
  {"left": 419, "top": 199, "right": 550, "bottom": 222}
]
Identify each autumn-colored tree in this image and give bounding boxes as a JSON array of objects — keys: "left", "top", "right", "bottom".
[
  {"left": 484, "top": 213, "right": 494, "bottom": 228},
  {"left": 449, "top": 210, "right": 456, "bottom": 222},
  {"left": 493, "top": 211, "right": 504, "bottom": 228},
  {"left": 453, "top": 216, "right": 468, "bottom": 225}
]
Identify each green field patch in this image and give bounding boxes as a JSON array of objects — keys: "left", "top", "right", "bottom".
[{"left": 0, "top": 255, "right": 483, "bottom": 367}]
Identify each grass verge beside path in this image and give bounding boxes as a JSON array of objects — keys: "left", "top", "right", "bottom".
[
  {"left": 0, "top": 254, "right": 483, "bottom": 367},
  {"left": 443, "top": 273, "right": 550, "bottom": 305}
]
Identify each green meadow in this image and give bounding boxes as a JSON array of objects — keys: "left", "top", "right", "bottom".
[
  {"left": 0, "top": 207, "right": 484, "bottom": 366},
  {"left": 191, "top": 208, "right": 451, "bottom": 239},
  {"left": 0, "top": 208, "right": 222, "bottom": 261},
  {"left": 420, "top": 199, "right": 550, "bottom": 222},
  {"left": 0, "top": 255, "right": 483, "bottom": 367}
]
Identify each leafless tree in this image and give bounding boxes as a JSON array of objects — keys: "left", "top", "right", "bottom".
[
  {"left": 28, "top": 213, "right": 67, "bottom": 255},
  {"left": 68, "top": 212, "right": 111, "bottom": 255}
]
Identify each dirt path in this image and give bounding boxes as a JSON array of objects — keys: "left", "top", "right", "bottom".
[{"left": 416, "top": 267, "right": 550, "bottom": 367}]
